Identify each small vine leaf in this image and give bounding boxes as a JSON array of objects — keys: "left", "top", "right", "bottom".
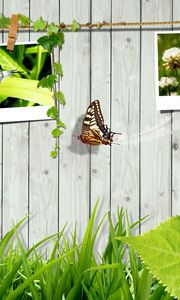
[
  {"left": 51, "top": 150, "right": 58, "bottom": 158},
  {"left": 55, "top": 91, "right": 66, "bottom": 105},
  {"left": 0, "top": 14, "right": 10, "bottom": 29},
  {"left": 47, "top": 106, "right": 59, "bottom": 119},
  {"left": 33, "top": 17, "right": 47, "bottom": 31},
  {"left": 57, "top": 118, "right": 66, "bottom": 128},
  {"left": 47, "top": 22, "right": 59, "bottom": 35},
  {"left": 55, "top": 143, "right": 60, "bottom": 150},
  {"left": 38, "top": 32, "right": 64, "bottom": 52},
  {"left": 53, "top": 62, "right": 63, "bottom": 77},
  {"left": 19, "top": 14, "right": 31, "bottom": 26},
  {"left": 37, "top": 74, "right": 56, "bottom": 90},
  {"left": 71, "top": 20, "right": 80, "bottom": 32},
  {"left": 52, "top": 128, "right": 63, "bottom": 138}
]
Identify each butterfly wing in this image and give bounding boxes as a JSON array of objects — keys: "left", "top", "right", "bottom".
[
  {"left": 79, "top": 100, "right": 120, "bottom": 145},
  {"left": 82, "top": 100, "right": 104, "bottom": 132}
]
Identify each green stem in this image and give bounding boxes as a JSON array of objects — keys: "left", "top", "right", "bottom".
[{"left": 174, "top": 68, "right": 180, "bottom": 95}]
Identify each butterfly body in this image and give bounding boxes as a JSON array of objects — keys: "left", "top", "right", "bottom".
[{"left": 78, "top": 100, "right": 121, "bottom": 146}]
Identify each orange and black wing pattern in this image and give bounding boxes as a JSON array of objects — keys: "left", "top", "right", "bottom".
[{"left": 78, "top": 100, "right": 118, "bottom": 146}]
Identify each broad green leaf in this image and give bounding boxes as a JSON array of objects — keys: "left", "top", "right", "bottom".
[
  {"left": 118, "top": 216, "right": 180, "bottom": 300},
  {"left": 0, "top": 77, "right": 54, "bottom": 106},
  {"left": 55, "top": 91, "right": 66, "bottom": 105},
  {"left": 47, "top": 22, "right": 59, "bottom": 35},
  {"left": 53, "top": 62, "right": 63, "bottom": 77},
  {"left": 52, "top": 128, "right": 63, "bottom": 138},
  {"left": 38, "top": 32, "right": 64, "bottom": 52},
  {"left": 47, "top": 106, "right": 58, "bottom": 119},
  {"left": 71, "top": 20, "right": 80, "bottom": 32},
  {"left": 37, "top": 74, "right": 56, "bottom": 90},
  {"left": 33, "top": 16, "right": 47, "bottom": 31},
  {"left": 18, "top": 14, "right": 31, "bottom": 26},
  {"left": 0, "top": 14, "right": 10, "bottom": 29}
]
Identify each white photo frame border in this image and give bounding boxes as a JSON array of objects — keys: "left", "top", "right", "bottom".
[
  {"left": 0, "top": 41, "right": 52, "bottom": 123},
  {"left": 155, "top": 30, "right": 180, "bottom": 110}
]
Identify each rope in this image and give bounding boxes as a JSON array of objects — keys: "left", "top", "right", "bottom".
[{"left": 1, "top": 20, "right": 180, "bottom": 31}]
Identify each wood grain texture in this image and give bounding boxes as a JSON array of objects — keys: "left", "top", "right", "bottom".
[
  {"left": 111, "top": 0, "right": 140, "bottom": 226},
  {"left": 172, "top": 0, "right": 180, "bottom": 215},
  {"left": 29, "top": 0, "right": 59, "bottom": 245},
  {"left": 59, "top": 0, "right": 90, "bottom": 236},
  {"left": 90, "top": 0, "right": 111, "bottom": 251},
  {"left": 0, "top": 0, "right": 178, "bottom": 241},
  {"left": 2, "top": 0, "right": 29, "bottom": 240},
  {"left": 141, "top": 0, "right": 172, "bottom": 232}
]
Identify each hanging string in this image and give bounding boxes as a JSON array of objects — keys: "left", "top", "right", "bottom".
[{"left": 1, "top": 20, "right": 180, "bottom": 31}]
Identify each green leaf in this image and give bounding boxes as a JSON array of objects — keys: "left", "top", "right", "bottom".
[
  {"left": 33, "top": 16, "right": 47, "bottom": 31},
  {"left": 37, "top": 74, "right": 56, "bottom": 90},
  {"left": 0, "top": 48, "right": 29, "bottom": 78},
  {"left": 53, "top": 62, "right": 63, "bottom": 77},
  {"left": 0, "top": 77, "right": 54, "bottom": 106},
  {"left": 0, "top": 14, "right": 10, "bottom": 29},
  {"left": 37, "top": 32, "right": 64, "bottom": 52},
  {"left": 55, "top": 91, "right": 66, "bottom": 105},
  {"left": 118, "top": 216, "right": 180, "bottom": 300},
  {"left": 47, "top": 22, "right": 59, "bottom": 35},
  {"left": 50, "top": 150, "right": 58, "bottom": 158},
  {"left": 47, "top": 106, "right": 58, "bottom": 119},
  {"left": 57, "top": 118, "right": 66, "bottom": 128},
  {"left": 18, "top": 14, "right": 31, "bottom": 26},
  {"left": 6, "top": 248, "right": 77, "bottom": 300},
  {"left": 52, "top": 128, "right": 63, "bottom": 138},
  {"left": 71, "top": 20, "right": 80, "bottom": 32}
]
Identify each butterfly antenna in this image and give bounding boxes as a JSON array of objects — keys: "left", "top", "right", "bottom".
[
  {"left": 113, "top": 132, "right": 122, "bottom": 135},
  {"left": 112, "top": 142, "right": 121, "bottom": 145}
]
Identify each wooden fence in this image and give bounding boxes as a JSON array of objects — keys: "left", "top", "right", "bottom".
[{"left": 0, "top": 0, "right": 179, "bottom": 246}]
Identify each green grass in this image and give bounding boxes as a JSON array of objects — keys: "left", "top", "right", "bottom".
[{"left": 0, "top": 201, "right": 175, "bottom": 300}]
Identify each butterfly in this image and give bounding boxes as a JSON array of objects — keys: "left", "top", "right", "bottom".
[{"left": 78, "top": 100, "right": 121, "bottom": 146}]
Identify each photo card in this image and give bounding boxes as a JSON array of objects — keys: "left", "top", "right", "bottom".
[
  {"left": 155, "top": 31, "right": 180, "bottom": 110},
  {"left": 0, "top": 41, "right": 54, "bottom": 122}
]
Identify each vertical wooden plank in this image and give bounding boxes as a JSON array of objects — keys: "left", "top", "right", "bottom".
[
  {"left": 141, "top": 0, "right": 172, "bottom": 231},
  {"left": 29, "top": 1, "right": 59, "bottom": 245},
  {"left": 59, "top": 0, "right": 90, "bottom": 234},
  {"left": 172, "top": 1, "right": 180, "bottom": 215},
  {"left": 91, "top": 0, "right": 111, "bottom": 250},
  {"left": 111, "top": 0, "right": 140, "bottom": 224},
  {"left": 2, "top": 1, "right": 29, "bottom": 239}
]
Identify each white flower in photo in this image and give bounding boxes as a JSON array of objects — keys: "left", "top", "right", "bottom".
[
  {"left": 162, "top": 47, "right": 180, "bottom": 70},
  {"left": 159, "top": 76, "right": 179, "bottom": 88}
]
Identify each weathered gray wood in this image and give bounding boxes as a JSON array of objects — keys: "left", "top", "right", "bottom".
[
  {"left": 172, "top": 1, "right": 180, "bottom": 215},
  {"left": 59, "top": 0, "right": 90, "bottom": 234},
  {"left": 29, "top": 1, "right": 59, "bottom": 245},
  {"left": 0, "top": 0, "right": 178, "bottom": 241},
  {"left": 111, "top": 0, "right": 140, "bottom": 227},
  {"left": 2, "top": 1, "right": 29, "bottom": 240},
  {"left": 141, "top": 0, "right": 172, "bottom": 232},
  {"left": 91, "top": 0, "right": 111, "bottom": 251}
]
